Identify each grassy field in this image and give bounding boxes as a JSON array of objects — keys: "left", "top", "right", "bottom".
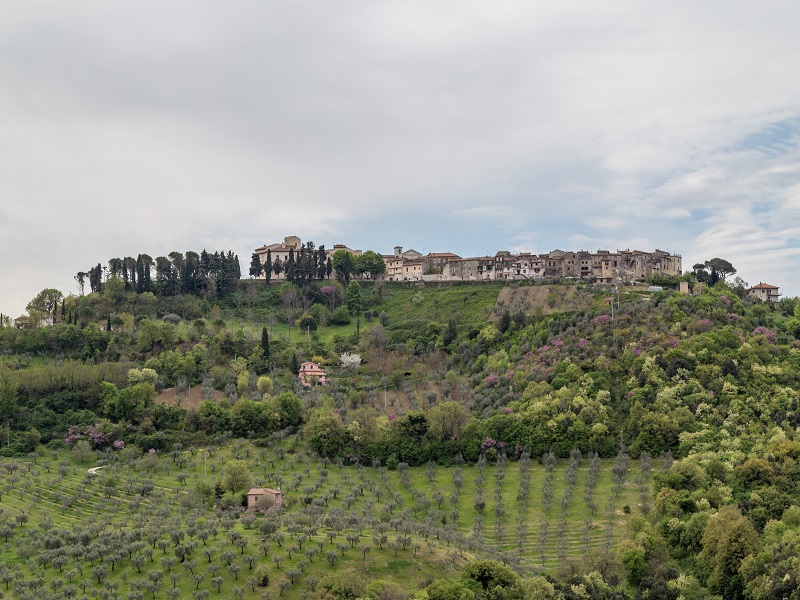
[{"left": 0, "top": 440, "right": 651, "bottom": 599}]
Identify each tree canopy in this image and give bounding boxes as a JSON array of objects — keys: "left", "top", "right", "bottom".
[{"left": 692, "top": 257, "right": 736, "bottom": 285}]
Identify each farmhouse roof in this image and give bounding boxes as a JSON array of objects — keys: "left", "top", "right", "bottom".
[{"left": 747, "top": 282, "right": 780, "bottom": 290}]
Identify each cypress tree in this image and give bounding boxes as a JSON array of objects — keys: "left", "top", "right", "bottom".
[
  {"left": 261, "top": 327, "right": 270, "bottom": 363},
  {"left": 264, "top": 250, "right": 272, "bottom": 285},
  {"left": 287, "top": 248, "right": 296, "bottom": 283}
]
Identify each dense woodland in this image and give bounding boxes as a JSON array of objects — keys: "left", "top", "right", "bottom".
[{"left": 2, "top": 262, "right": 800, "bottom": 599}]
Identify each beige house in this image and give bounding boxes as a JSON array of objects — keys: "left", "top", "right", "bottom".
[
  {"left": 330, "top": 244, "right": 362, "bottom": 258},
  {"left": 377, "top": 246, "right": 424, "bottom": 281},
  {"left": 253, "top": 235, "right": 302, "bottom": 281},
  {"left": 247, "top": 487, "right": 283, "bottom": 509},
  {"left": 402, "top": 259, "right": 424, "bottom": 280},
  {"left": 381, "top": 255, "right": 405, "bottom": 281},
  {"left": 746, "top": 283, "right": 781, "bottom": 303},
  {"left": 14, "top": 313, "right": 56, "bottom": 329}
]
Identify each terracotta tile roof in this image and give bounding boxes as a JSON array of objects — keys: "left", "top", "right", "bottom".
[{"left": 748, "top": 282, "right": 780, "bottom": 290}]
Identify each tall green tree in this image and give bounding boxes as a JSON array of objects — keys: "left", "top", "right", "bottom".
[
  {"left": 88, "top": 263, "right": 103, "bottom": 293},
  {"left": 317, "top": 246, "right": 327, "bottom": 280},
  {"left": 26, "top": 288, "right": 63, "bottom": 316},
  {"left": 249, "top": 253, "right": 263, "bottom": 279},
  {"left": 346, "top": 280, "right": 363, "bottom": 335},
  {"left": 264, "top": 250, "right": 272, "bottom": 285},
  {"left": 261, "top": 327, "right": 270, "bottom": 365},
  {"left": 74, "top": 271, "right": 87, "bottom": 295},
  {"left": 124, "top": 256, "right": 137, "bottom": 290},
  {"left": 136, "top": 254, "right": 154, "bottom": 293},
  {"left": 222, "top": 461, "right": 253, "bottom": 495},
  {"left": 332, "top": 250, "right": 353, "bottom": 283},
  {"left": 108, "top": 257, "right": 124, "bottom": 279},
  {"left": 693, "top": 258, "right": 736, "bottom": 285},
  {"left": 182, "top": 251, "right": 199, "bottom": 293},
  {"left": 286, "top": 248, "right": 296, "bottom": 283},
  {"left": 155, "top": 256, "right": 175, "bottom": 297},
  {"left": 700, "top": 506, "right": 758, "bottom": 597},
  {"left": 168, "top": 251, "right": 185, "bottom": 294},
  {"left": 706, "top": 257, "right": 736, "bottom": 281},
  {"left": 0, "top": 368, "right": 18, "bottom": 433},
  {"left": 355, "top": 251, "right": 387, "bottom": 279}
]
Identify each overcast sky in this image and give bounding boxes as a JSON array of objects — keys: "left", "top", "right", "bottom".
[{"left": 2, "top": 1, "right": 800, "bottom": 318}]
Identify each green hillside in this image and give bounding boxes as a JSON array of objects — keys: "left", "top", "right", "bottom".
[{"left": 2, "top": 275, "right": 800, "bottom": 598}]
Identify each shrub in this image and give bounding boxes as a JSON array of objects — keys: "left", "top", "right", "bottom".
[
  {"left": 255, "top": 565, "right": 270, "bottom": 587},
  {"left": 329, "top": 307, "right": 352, "bottom": 326}
]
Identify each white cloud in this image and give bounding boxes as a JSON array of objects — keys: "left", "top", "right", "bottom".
[{"left": 2, "top": 1, "right": 800, "bottom": 315}]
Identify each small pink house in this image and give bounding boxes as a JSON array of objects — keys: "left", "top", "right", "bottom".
[
  {"left": 247, "top": 487, "right": 283, "bottom": 509},
  {"left": 298, "top": 362, "right": 327, "bottom": 387}
]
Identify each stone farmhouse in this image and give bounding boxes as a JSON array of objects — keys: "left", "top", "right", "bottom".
[{"left": 246, "top": 487, "right": 284, "bottom": 509}]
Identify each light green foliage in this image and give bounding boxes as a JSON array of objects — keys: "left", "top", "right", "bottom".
[
  {"left": 477, "top": 324, "right": 500, "bottom": 345},
  {"left": 71, "top": 439, "right": 93, "bottom": 462},
  {"left": 222, "top": 460, "right": 252, "bottom": 495},
  {"left": 128, "top": 368, "right": 158, "bottom": 385},
  {"left": 319, "top": 568, "right": 366, "bottom": 599},
  {"left": 424, "top": 578, "right": 475, "bottom": 600},
  {"left": 256, "top": 375, "right": 273, "bottom": 396},
  {"left": 427, "top": 401, "right": 469, "bottom": 442},
  {"left": 346, "top": 280, "right": 363, "bottom": 316},
  {"left": 700, "top": 506, "right": 759, "bottom": 595},
  {"left": 306, "top": 410, "right": 350, "bottom": 458},
  {"left": 236, "top": 371, "right": 250, "bottom": 397},
  {"left": 27, "top": 287, "right": 64, "bottom": 315},
  {"left": 516, "top": 576, "right": 563, "bottom": 600},
  {"left": 354, "top": 250, "right": 387, "bottom": 278}
]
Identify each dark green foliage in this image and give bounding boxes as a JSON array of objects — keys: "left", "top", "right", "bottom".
[
  {"left": 260, "top": 327, "right": 270, "bottom": 362},
  {"left": 248, "top": 252, "right": 262, "bottom": 278},
  {"left": 461, "top": 559, "right": 519, "bottom": 590}
]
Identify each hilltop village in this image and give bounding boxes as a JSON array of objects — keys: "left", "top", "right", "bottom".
[{"left": 254, "top": 235, "right": 684, "bottom": 285}]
